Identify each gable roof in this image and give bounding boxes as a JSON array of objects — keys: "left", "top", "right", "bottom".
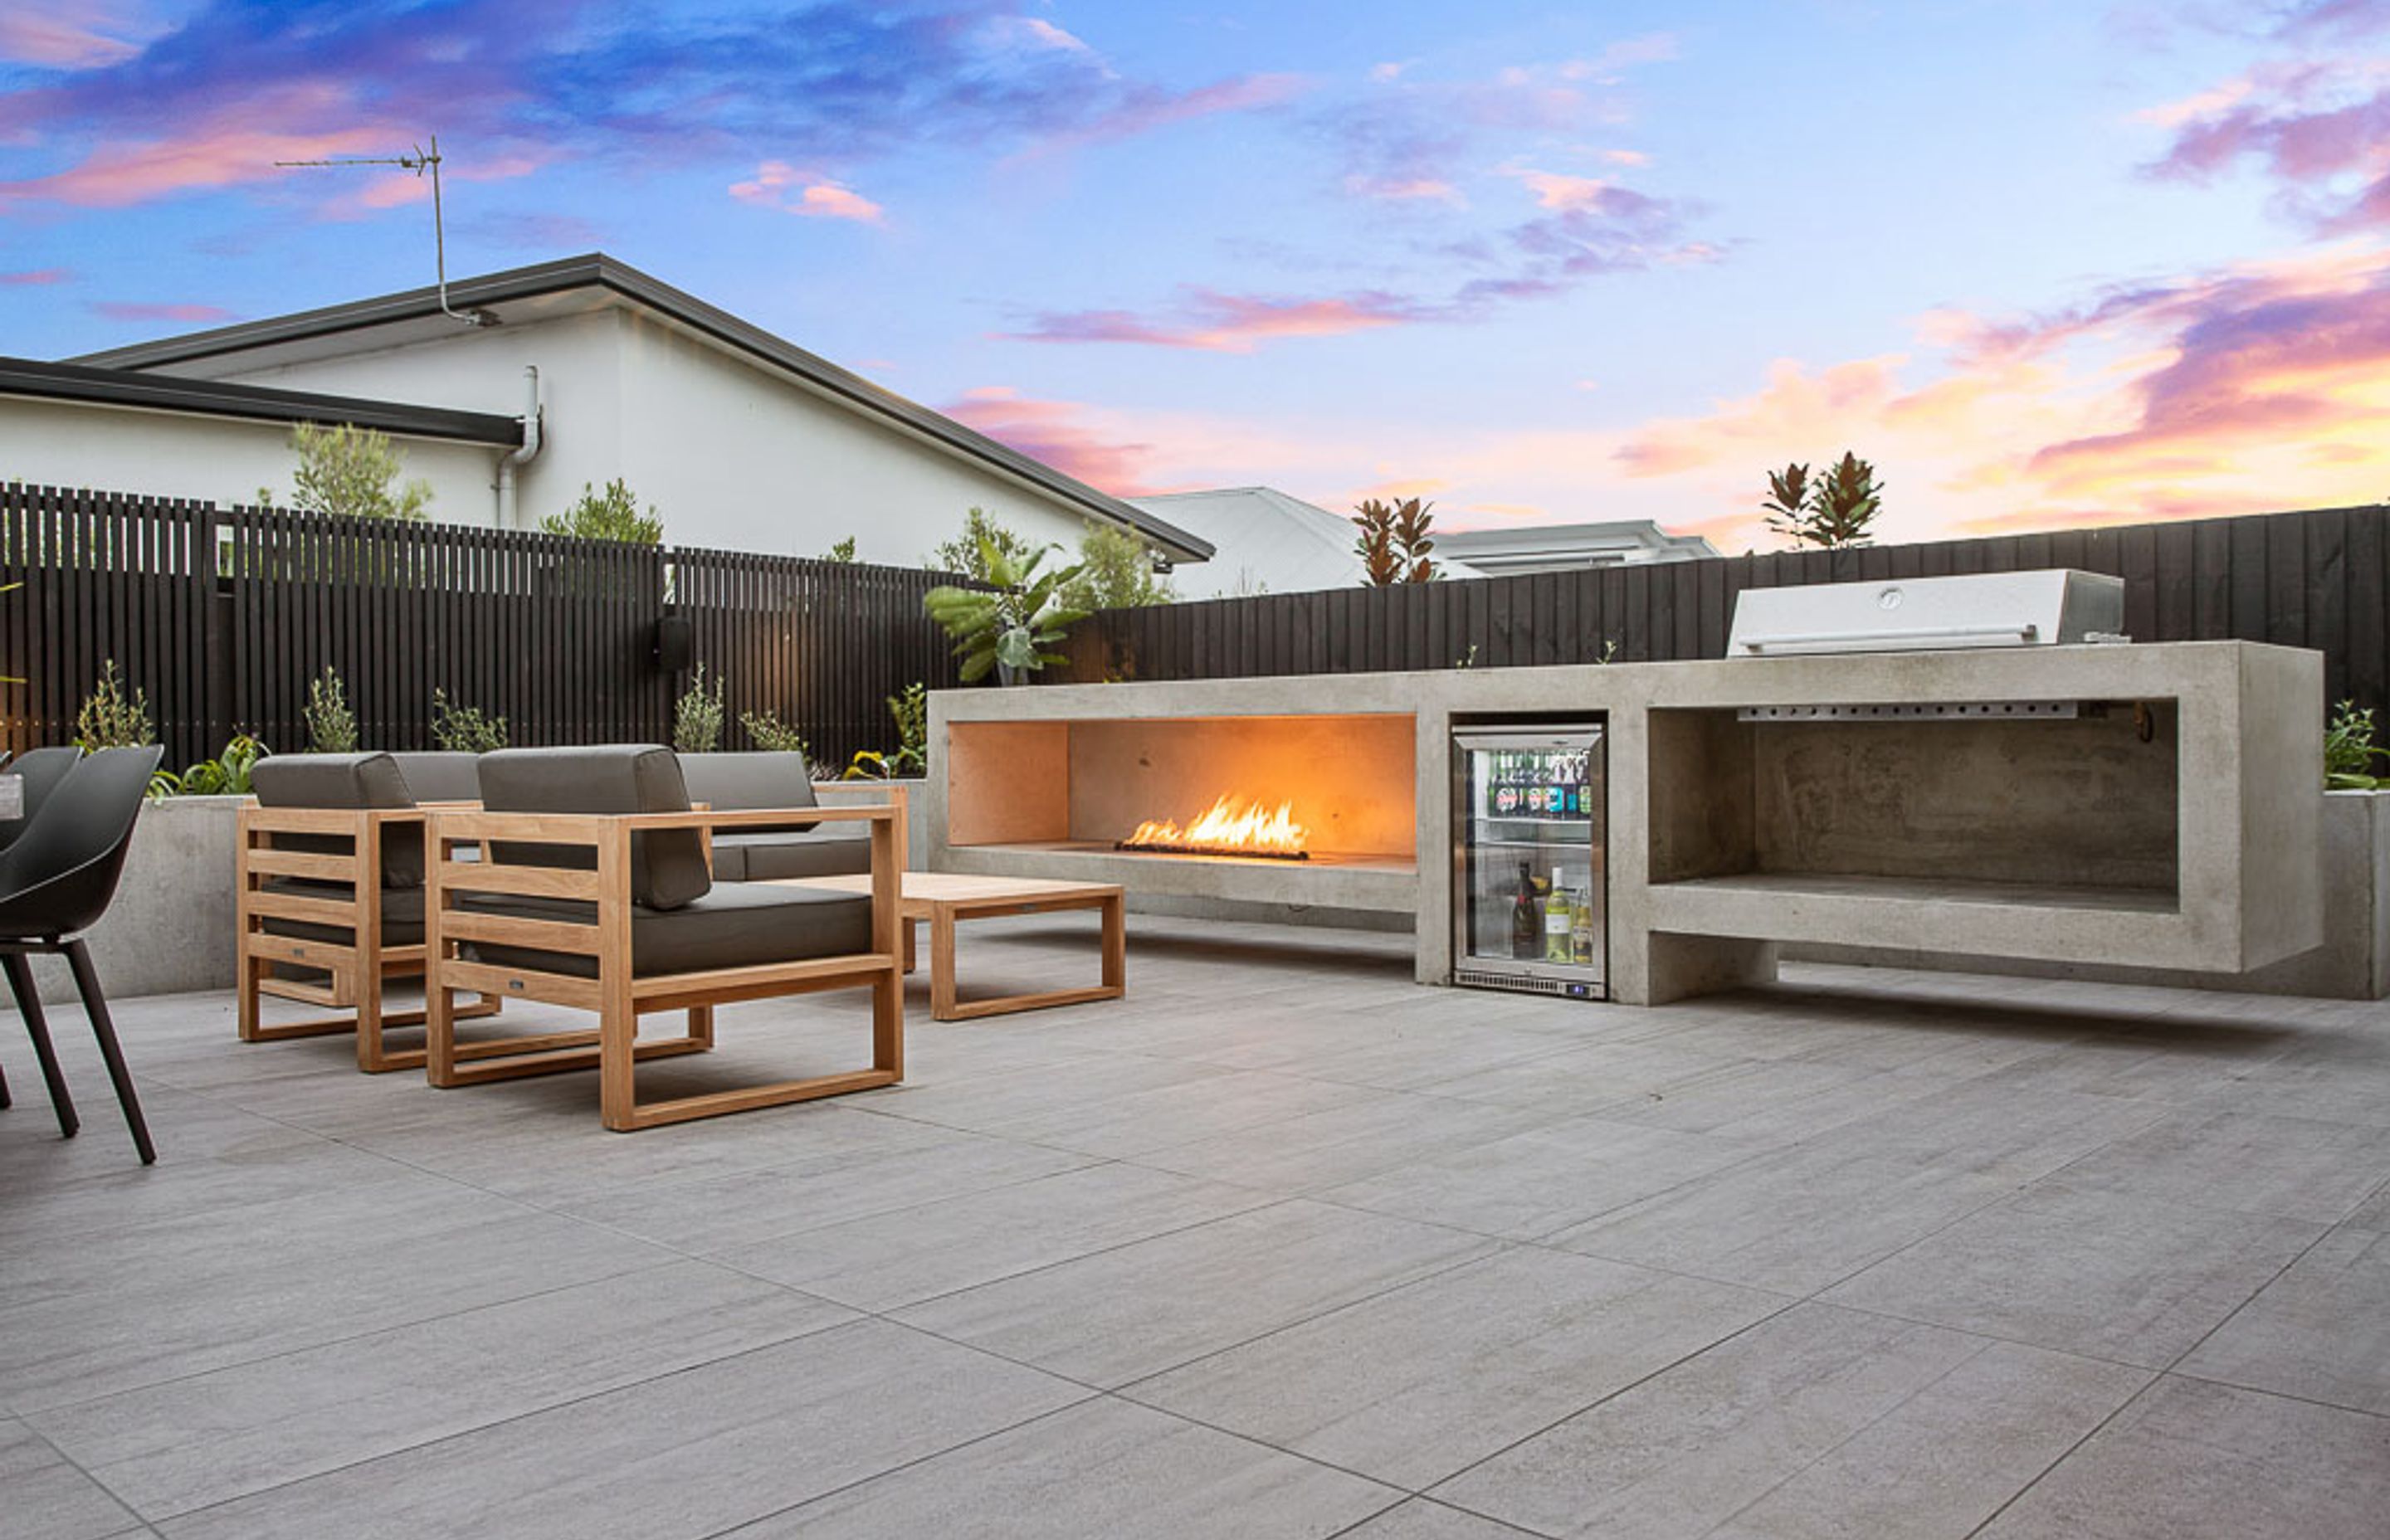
[
  {"left": 71, "top": 253, "right": 1212, "bottom": 562},
  {"left": 1129, "top": 485, "right": 1483, "bottom": 595},
  {"left": 0, "top": 355, "right": 523, "bottom": 446}
]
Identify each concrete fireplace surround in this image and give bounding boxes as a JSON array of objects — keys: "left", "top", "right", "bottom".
[{"left": 924, "top": 640, "right": 2323, "bottom": 1005}]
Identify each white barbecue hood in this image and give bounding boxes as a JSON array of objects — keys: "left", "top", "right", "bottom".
[{"left": 1727, "top": 569, "right": 2125, "bottom": 657}]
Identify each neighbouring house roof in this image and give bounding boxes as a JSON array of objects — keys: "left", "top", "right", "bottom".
[
  {"left": 1437, "top": 519, "right": 1718, "bottom": 575},
  {"left": 1128, "top": 485, "right": 1476, "bottom": 596},
  {"left": 0, "top": 355, "right": 524, "bottom": 446},
  {"left": 70, "top": 253, "right": 1212, "bottom": 563}
]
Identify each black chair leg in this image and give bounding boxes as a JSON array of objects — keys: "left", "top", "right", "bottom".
[
  {"left": 1, "top": 1054, "right": 10, "bottom": 1108},
  {"left": 64, "top": 940, "right": 152, "bottom": 1165},
  {"left": 2, "top": 951, "right": 78, "bottom": 1140}
]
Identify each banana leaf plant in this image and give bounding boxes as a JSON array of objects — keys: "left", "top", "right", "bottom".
[{"left": 923, "top": 537, "right": 1089, "bottom": 684}]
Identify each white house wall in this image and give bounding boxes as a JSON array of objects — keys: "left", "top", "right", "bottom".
[
  {"left": 0, "top": 397, "right": 500, "bottom": 515},
  {"left": 168, "top": 302, "right": 1115, "bottom": 562}
]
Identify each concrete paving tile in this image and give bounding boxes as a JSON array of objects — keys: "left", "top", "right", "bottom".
[
  {"left": 0, "top": 1177, "right": 676, "bottom": 1411},
  {"left": 27, "top": 1260, "right": 856, "bottom": 1520},
  {"left": 1545, "top": 1143, "right": 2014, "bottom": 1295},
  {"left": 1822, "top": 1184, "right": 2325, "bottom": 1367},
  {"left": 1700, "top": 1341, "right": 2149, "bottom": 1540},
  {"left": 1802, "top": 1079, "right": 2169, "bottom": 1182},
  {"left": 1127, "top": 1246, "right": 1784, "bottom": 1490},
  {"left": 1966, "top": 1028, "right": 2299, "bottom": 1106},
  {"left": 2177, "top": 1223, "right": 2390, "bottom": 1415},
  {"left": 2046, "top": 1109, "right": 2390, "bottom": 1224},
  {"left": 153, "top": 1319, "right": 1085, "bottom": 1540},
  {"left": 551, "top": 1124, "right": 1094, "bottom": 1255},
  {"left": 1976, "top": 1377, "right": 2390, "bottom": 1540},
  {"left": 892, "top": 1200, "right": 1497, "bottom": 1389},
  {"left": 1591, "top": 1058, "right": 1886, "bottom": 1141},
  {"left": 731, "top": 1396, "right": 1398, "bottom": 1539},
  {"left": 1128, "top": 1092, "right": 1565, "bottom": 1196},
  {"left": 858, "top": 1051, "right": 1242, "bottom": 1134},
  {"left": 1427, "top": 1037, "right": 1746, "bottom": 1115},
  {"left": 2188, "top": 1040, "right": 2390, "bottom": 1127},
  {"left": 718, "top": 1161, "right": 1277, "bottom": 1312},
  {"left": 0, "top": 1419, "right": 139, "bottom": 1540},
  {"left": 1334, "top": 1500, "right": 1542, "bottom": 1538},
  {"left": 1432, "top": 1303, "right": 1993, "bottom": 1539},
  {"left": 967, "top": 1068, "right": 1392, "bottom": 1160},
  {"left": 1316, "top": 1114, "right": 1760, "bottom": 1241}
]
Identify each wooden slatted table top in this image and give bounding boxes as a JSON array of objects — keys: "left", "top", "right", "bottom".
[{"left": 773, "top": 870, "right": 1124, "bottom": 914}]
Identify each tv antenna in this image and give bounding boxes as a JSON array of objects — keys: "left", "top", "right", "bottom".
[{"left": 276, "top": 134, "right": 492, "bottom": 327}]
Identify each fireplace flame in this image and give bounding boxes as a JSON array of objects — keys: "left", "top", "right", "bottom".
[{"left": 1119, "top": 795, "right": 1310, "bottom": 860}]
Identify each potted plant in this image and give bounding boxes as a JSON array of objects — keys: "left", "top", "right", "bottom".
[{"left": 924, "top": 537, "right": 1087, "bottom": 685}]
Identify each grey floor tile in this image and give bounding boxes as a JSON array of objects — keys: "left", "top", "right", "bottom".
[
  {"left": 1546, "top": 1143, "right": 2014, "bottom": 1295},
  {"left": 0, "top": 1177, "right": 676, "bottom": 1411},
  {"left": 718, "top": 1161, "right": 1276, "bottom": 1311},
  {"left": 1427, "top": 1037, "right": 1744, "bottom": 1114},
  {"left": 1802, "top": 1079, "right": 2169, "bottom": 1182},
  {"left": 154, "top": 1319, "right": 1084, "bottom": 1540},
  {"left": 1822, "top": 1183, "right": 2326, "bottom": 1367},
  {"left": 1698, "top": 1340, "right": 2148, "bottom": 1540},
  {"left": 1129, "top": 1092, "right": 1563, "bottom": 1196},
  {"left": 2177, "top": 1221, "right": 2390, "bottom": 1414},
  {"left": 2050, "top": 1108, "right": 2390, "bottom": 1222},
  {"left": 893, "top": 1199, "right": 1497, "bottom": 1388},
  {"left": 1128, "top": 1246, "right": 1784, "bottom": 1489},
  {"left": 1431, "top": 1302, "right": 1996, "bottom": 1539},
  {"left": 0, "top": 1419, "right": 140, "bottom": 1540},
  {"left": 1333, "top": 1500, "right": 1541, "bottom": 1538},
  {"left": 967, "top": 1068, "right": 1392, "bottom": 1159},
  {"left": 1976, "top": 1377, "right": 2390, "bottom": 1539},
  {"left": 732, "top": 1396, "right": 1398, "bottom": 1538},
  {"left": 861, "top": 1052, "right": 1245, "bottom": 1135},
  {"left": 28, "top": 1260, "right": 856, "bottom": 1520},
  {"left": 1317, "top": 1114, "right": 1758, "bottom": 1241},
  {"left": 551, "top": 1123, "right": 1095, "bottom": 1254}
]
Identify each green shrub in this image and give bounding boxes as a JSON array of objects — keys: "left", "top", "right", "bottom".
[
  {"left": 154, "top": 733, "right": 269, "bottom": 799},
  {"left": 1061, "top": 522, "right": 1177, "bottom": 612},
  {"left": 430, "top": 689, "right": 508, "bottom": 753},
  {"left": 673, "top": 664, "right": 725, "bottom": 754},
  {"left": 541, "top": 478, "right": 663, "bottom": 544},
  {"left": 280, "top": 422, "right": 433, "bottom": 522},
  {"left": 844, "top": 683, "right": 928, "bottom": 779},
  {"left": 304, "top": 665, "right": 358, "bottom": 753},
  {"left": 2326, "top": 700, "right": 2390, "bottom": 789},
  {"left": 75, "top": 659, "right": 154, "bottom": 750},
  {"left": 740, "top": 709, "right": 811, "bottom": 758}
]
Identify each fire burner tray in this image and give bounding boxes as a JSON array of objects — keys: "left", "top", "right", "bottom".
[{"left": 1113, "top": 841, "right": 1310, "bottom": 861}]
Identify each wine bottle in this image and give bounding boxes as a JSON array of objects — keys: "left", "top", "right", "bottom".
[
  {"left": 1510, "top": 862, "right": 1539, "bottom": 960},
  {"left": 1571, "top": 889, "right": 1594, "bottom": 966},
  {"left": 1545, "top": 868, "right": 1573, "bottom": 962}
]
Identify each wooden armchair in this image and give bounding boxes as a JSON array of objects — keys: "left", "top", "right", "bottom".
[
  {"left": 237, "top": 753, "right": 499, "bottom": 1074},
  {"left": 422, "top": 746, "right": 902, "bottom": 1132}
]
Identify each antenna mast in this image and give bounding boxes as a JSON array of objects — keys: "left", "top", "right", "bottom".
[{"left": 276, "top": 134, "right": 491, "bottom": 326}]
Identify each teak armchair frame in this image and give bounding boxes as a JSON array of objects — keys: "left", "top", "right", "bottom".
[
  {"left": 235, "top": 803, "right": 500, "bottom": 1073},
  {"left": 422, "top": 804, "right": 903, "bottom": 1132}
]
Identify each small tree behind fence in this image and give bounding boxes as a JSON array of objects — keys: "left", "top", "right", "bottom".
[{"left": 0, "top": 484, "right": 965, "bottom": 771}]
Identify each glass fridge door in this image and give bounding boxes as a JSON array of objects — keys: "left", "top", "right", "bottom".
[{"left": 1454, "top": 725, "right": 1606, "bottom": 992}]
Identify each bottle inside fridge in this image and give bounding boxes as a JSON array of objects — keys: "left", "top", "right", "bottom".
[{"left": 1453, "top": 722, "right": 1607, "bottom": 998}]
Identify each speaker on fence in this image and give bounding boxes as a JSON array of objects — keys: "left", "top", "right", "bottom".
[{"left": 653, "top": 613, "right": 692, "bottom": 673}]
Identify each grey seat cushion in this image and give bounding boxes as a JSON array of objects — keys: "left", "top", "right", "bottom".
[
  {"left": 677, "top": 751, "right": 821, "bottom": 833},
  {"left": 711, "top": 826, "right": 871, "bottom": 882},
  {"left": 460, "top": 881, "right": 872, "bottom": 979},
  {"left": 388, "top": 751, "right": 481, "bottom": 803},
  {"left": 474, "top": 746, "right": 710, "bottom": 911},
  {"left": 260, "top": 878, "right": 424, "bottom": 947},
  {"left": 250, "top": 752, "right": 424, "bottom": 889}
]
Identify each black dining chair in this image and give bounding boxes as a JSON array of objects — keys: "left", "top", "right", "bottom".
[
  {"left": 0, "top": 745, "right": 84, "bottom": 854},
  {"left": 0, "top": 746, "right": 163, "bottom": 1163}
]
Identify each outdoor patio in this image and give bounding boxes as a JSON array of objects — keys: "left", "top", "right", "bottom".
[{"left": 5, "top": 913, "right": 2388, "bottom": 1539}]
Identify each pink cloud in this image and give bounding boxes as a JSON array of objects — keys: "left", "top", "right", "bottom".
[
  {"left": 2142, "top": 56, "right": 2390, "bottom": 230},
  {"left": 729, "top": 160, "right": 885, "bottom": 223},
  {"left": 90, "top": 300, "right": 237, "bottom": 323},
  {"left": 0, "top": 2, "right": 143, "bottom": 69},
  {"left": 1004, "top": 286, "right": 1420, "bottom": 352},
  {"left": 0, "top": 267, "right": 71, "bottom": 285},
  {"left": 941, "top": 386, "right": 1162, "bottom": 495},
  {"left": 0, "top": 86, "right": 412, "bottom": 207}
]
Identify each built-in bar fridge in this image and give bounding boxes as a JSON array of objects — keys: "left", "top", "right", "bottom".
[{"left": 1451, "top": 721, "right": 1607, "bottom": 999}]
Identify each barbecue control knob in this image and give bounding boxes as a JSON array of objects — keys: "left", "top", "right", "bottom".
[{"left": 1877, "top": 586, "right": 1905, "bottom": 612}]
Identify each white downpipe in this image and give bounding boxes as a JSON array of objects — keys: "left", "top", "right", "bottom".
[{"left": 493, "top": 364, "right": 544, "bottom": 529}]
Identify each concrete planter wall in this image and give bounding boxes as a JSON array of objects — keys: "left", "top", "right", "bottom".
[
  {"left": 1788, "top": 788, "right": 2390, "bottom": 1000},
  {"left": 31, "top": 794, "right": 246, "bottom": 1005}
]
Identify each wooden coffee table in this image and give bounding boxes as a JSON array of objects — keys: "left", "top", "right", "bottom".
[{"left": 778, "top": 871, "right": 1125, "bottom": 1021}]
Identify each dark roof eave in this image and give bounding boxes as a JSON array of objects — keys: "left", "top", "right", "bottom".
[
  {"left": 0, "top": 356, "right": 523, "bottom": 446},
  {"left": 68, "top": 254, "right": 1214, "bottom": 562}
]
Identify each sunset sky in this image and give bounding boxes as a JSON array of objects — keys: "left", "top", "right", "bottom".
[{"left": 4, "top": 1, "right": 2388, "bottom": 551}]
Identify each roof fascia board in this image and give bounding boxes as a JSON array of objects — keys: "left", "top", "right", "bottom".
[{"left": 0, "top": 356, "right": 522, "bottom": 446}]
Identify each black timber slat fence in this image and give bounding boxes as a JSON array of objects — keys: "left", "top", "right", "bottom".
[
  {"left": 1063, "top": 503, "right": 2390, "bottom": 719},
  {"left": 0, "top": 485, "right": 965, "bottom": 771}
]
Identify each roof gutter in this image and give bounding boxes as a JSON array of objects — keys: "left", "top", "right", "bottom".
[{"left": 492, "top": 365, "right": 544, "bottom": 529}]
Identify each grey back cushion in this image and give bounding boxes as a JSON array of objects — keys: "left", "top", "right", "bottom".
[
  {"left": 474, "top": 746, "right": 710, "bottom": 910},
  {"left": 676, "top": 751, "right": 820, "bottom": 833},
  {"left": 250, "top": 752, "right": 424, "bottom": 889},
  {"left": 388, "top": 751, "right": 481, "bottom": 803}
]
